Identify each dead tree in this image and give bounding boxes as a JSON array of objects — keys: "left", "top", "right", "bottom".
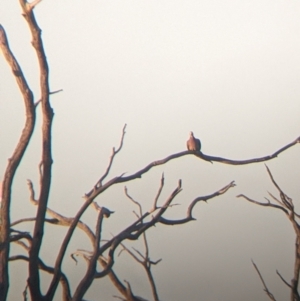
[
  {"left": 238, "top": 165, "right": 300, "bottom": 301},
  {"left": 1, "top": 1, "right": 300, "bottom": 301}
]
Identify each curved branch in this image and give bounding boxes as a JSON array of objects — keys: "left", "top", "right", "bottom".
[
  {"left": 236, "top": 194, "right": 289, "bottom": 215},
  {"left": 99, "top": 257, "right": 127, "bottom": 298},
  {"left": 123, "top": 185, "right": 160, "bottom": 301},
  {"left": 72, "top": 209, "right": 105, "bottom": 301},
  {"left": 0, "top": 24, "right": 35, "bottom": 301},
  {"left": 95, "top": 181, "right": 183, "bottom": 278},
  {"left": 159, "top": 181, "right": 236, "bottom": 225},
  {"left": 48, "top": 134, "right": 300, "bottom": 297},
  {"left": 118, "top": 136, "right": 300, "bottom": 183},
  {"left": 9, "top": 255, "right": 71, "bottom": 301},
  {"left": 240, "top": 167, "right": 300, "bottom": 300},
  {"left": 27, "top": 179, "right": 96, "bottom": 242}
]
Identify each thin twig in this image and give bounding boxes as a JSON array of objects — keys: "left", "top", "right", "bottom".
[
  {"left": 152, "top": 173, "right": 165, "bottom": 211},
  {"left": 97, "top": 124, "right": 127, "bottom": 187},
  {"left": 252, "top": 260, "right": 277, "bottom": 301},
  {"left": 276, "top": 270, "right": 292, "bottom": 289}
]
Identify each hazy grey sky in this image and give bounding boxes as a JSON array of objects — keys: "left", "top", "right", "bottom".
[{"left": 1, "top": 1, "right": 300, "bottom": 300}]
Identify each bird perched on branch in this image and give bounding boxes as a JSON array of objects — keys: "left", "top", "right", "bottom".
[{"left": 187, "top": 131, "right": 201, "bottom": 151}]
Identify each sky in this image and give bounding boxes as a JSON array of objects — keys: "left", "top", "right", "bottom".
[{"left": 1, "top": 0, "right": 300, "bottom": 300}]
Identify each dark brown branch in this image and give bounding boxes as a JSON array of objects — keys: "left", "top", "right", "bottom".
[
  {"left": 9, "top": 231, "right": 32, "bottom": 245},
  {"left": 99, "top": 257, "right": 127, "bottom": 297},
  {"left": 159, "top": 181, "right": 236, "bottom": 225},
  {"left": 70, "top": 250, "right": 91, "bottom": 265},
  {"left": 95, "top": 179, "right": 235, "bottom": 282},
  {"left": 152, "top": 173, "right": 165, "bottom": 211},
  {"left": 276, "top": 270, "right": 292, "bottom": 289},
  {"left": 96, "top": 124, "right": 127, "bottom": 187},
  {"left": 265, "top": 165, "right": 295, "bottom": 213},
  {"left": 14, "top": 240, "right": 30, "bottom": 251},
  {"left": 267, "top": 192, "right": 285, "bottom": 207},
  {"left": 0, "top": 24, "right": 36, "bottom": 301},
  {"left": 47, "top": 132, "right": 300, "bottom": 298},
  {"left": 94, "top": 182, "right": 182, "bottom": 279},
  {"left": 17, "top": 1, "right": 54, "bottom": 299},
  {"left": 27, "top": 179, "right": 96, "bottom": 242},
  {"left": 240, "top": 167, "right": 300, "bottom": 301},
  {"left": 123, "top": 181, "right": 165, "bottom": 301},
  {"left": 9, "top": 255, "right": 71, "bottom": 301},
  {"left": 53, "top": 133, "right": 300, "bottom": 284},
  {"left": 118, "top": 136, "right": 300, "bottom": 183},
  {"left": 237, "top": 194, "right": 289, "bottom": 215},
  {"left": 47, "top": 180, "right": 118, "bottom": 296},
  {"left": 47, "top": 124, "right": 129, "bottom": 295},
  {"left": 22, "top": 285, "right": 28, "bottom": 301},
  {"left": 252, "top": 260, "right": 277, "bottom": 300},
  {"left": 120, "top": 243, "right": 143, "bottom": 264},
  {"left": 72, "top": 209, "right": 105, "bottom": 301},
  {"left": 124, "top": 187, "right": 143, "bottom": 218},
  {"left": 11, "top": 217, "right": 59, "bottom": 227},
  {"left": 207, "top": 136, "right": 300, "bottom": 165},
  {"left": 292, "top": 237, "right": 300, "bottom": 301}
]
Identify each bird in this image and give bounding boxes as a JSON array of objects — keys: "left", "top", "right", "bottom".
[{"left": 187, "top": 131, "right": 201, "bottom": 151}]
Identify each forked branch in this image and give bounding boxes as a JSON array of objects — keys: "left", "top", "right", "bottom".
[{"left": 238, "top": 166, "right": 300, "bottom": 301}]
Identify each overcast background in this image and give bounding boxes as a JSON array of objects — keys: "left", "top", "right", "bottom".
[{"left": 1, "top": 0, "right": 300, "bottom": 300}]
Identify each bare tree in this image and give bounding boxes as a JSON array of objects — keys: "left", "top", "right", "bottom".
[
  {"left": 238, "top": 165, "right": 300, "bottom": 301},
  {"left": 1, "top": 1, "right": 300, "bottom": 301}
]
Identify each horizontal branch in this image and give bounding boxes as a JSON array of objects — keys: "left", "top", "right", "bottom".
[
  {"left": 236, "top": 194, "right": 289, "bottom": 215},
  {"left": 48, "top": 133, "right": 300, "bottom": 297},
  {"left": 118, "top": 135, "right": 300, "bottom": 183},
  {"left": 11, "top": 217, "right": 58, "bottom": 227}
]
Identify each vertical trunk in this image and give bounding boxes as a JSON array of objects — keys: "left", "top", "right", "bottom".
[{"left": 0, "top": 25, "right": 36, "bottom": 301}]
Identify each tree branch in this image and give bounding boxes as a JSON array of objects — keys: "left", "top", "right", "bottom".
[
  {"left": 0, "top": 24, "right": 35, "bottom": 301},
  {"left": 46, "top": 131, "right": 299, "bottom": 298},
  {"left": 276, "top": 270, "right": 292, "bottom": 289},
  {"left": 96, "top": 124, "right": 127, "bottom": 188},
  {"left": 239, "top": 167, "right": 300, "bottom": 301},
  {"left": 236, "top": 194, "right": 289, "bottom": 215},
  {"left": 9, "top": 255, "right": 71, "bottom": 301},
  {"left": 118, "top": 136, "right": 300, "bottom": 183},
  {"left": 159, "top": 181, "right": 236, "bottom": 225},
  {"left": 17, "top": 1, "right": 54, "bottom": 299},
  {"left": 252, "top": 260, "right": 277, "bottom": 301},
  {"left": 72, "top": 209, "right": 105, "bottom": 301}
]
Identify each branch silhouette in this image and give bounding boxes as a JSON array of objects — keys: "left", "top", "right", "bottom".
[{"left": 238, "top": 166, "right": 300, "bottom": 301}]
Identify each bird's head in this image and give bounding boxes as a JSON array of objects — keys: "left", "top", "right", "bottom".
[{"left": 190, "top": 131, "right": 194, "bottom": 137}]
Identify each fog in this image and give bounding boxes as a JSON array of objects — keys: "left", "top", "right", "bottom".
[{"left": 1, "top": 1, "right": 300, "bottom": 300}]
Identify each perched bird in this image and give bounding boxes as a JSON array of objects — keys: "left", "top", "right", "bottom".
[{"left": 187, "top": 131, "right": 201, "bottom": 151}]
